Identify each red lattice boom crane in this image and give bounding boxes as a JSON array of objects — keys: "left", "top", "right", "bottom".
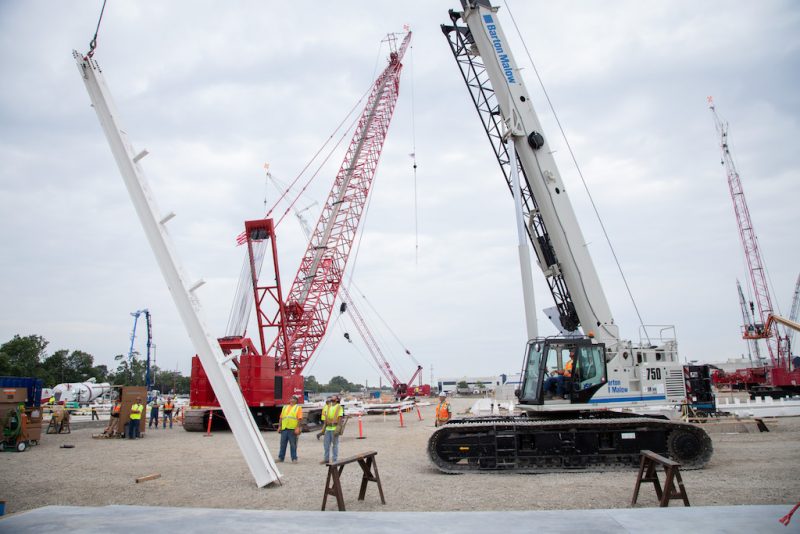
[{"left": 187, "top": 32, "right": 412, "bottom": 430}]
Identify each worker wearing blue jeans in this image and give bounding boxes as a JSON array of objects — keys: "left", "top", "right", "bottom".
[
  {"left": 543, "top": 352, "right": 575, "bottom": 399},
  {"left": 321, "top": 396, "right": 344, "bottom": 464},
  {"left": 278, "top": 396, "right": 303, "bottom": 463}
]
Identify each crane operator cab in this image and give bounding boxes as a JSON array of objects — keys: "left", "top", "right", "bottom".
[{"left": 517, "top": 337, "right": 607, "bottom": 405}]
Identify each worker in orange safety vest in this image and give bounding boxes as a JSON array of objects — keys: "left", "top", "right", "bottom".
[
  {"left": 435, "top": 392, "right": 451, "bottom": 427},
  {"left": 105, "top": 399, "right": 122, "bottom": 436},
  {"left": 162, "top": 397, "right": 175, "bottom": 429}
]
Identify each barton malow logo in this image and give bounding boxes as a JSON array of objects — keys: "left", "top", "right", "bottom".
[{"left": 482, "top": 14, "right": 516, "bottom": 84}]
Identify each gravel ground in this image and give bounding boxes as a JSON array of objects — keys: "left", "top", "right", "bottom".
[{"left": 1, "top": 398, "right": 799, "bottom": 514}]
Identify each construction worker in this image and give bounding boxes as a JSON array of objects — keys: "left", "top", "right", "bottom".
[
  {"left": 435, "top": 392, "right": 451, "bottom": 427},
  {"left": 105, "top": 399, "right": 122, "bottom": 436},
  {"left": 278, "top": 395, "right": 303, "bottom": 463},
  {"left": 321, "top": 395, "right": 344, "bottom": 464},
  {"left": 162, "top": 397, "right": 175, "bottom": 429},
  {"left": 543, "top": 350, "right": 575, "bottom": 399},
  {"left": 127, "top": 397, "right": 143, "bottom": 439},
  {"left": 316, "top": 397, "right": 331, "bottom": 440},
  {"left": 148, "top": 398, "right": 160, "bottom": 429}
]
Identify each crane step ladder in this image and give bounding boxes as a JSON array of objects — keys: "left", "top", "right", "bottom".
[
  {"left": 493, "top": 430, "right": 518, "bottom": 467},
  {"left": 631, "top": 450, "right": 690, "bottom": 507}
]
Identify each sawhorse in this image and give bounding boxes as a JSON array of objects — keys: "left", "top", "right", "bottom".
[
  {"left": 631, "top": 450, "right": 690, "bottom": 507},
  {"left": 322, "top": 450, "right": 386, "bottom": 511}
]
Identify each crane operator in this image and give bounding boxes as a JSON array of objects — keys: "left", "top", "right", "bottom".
[{"left": 543, "top": 351, "right": 575, "bottom": 399}]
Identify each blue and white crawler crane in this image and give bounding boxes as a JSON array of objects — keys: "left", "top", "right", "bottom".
[{"left": 431, "top": 0, "right": 713, "bottom": 473}]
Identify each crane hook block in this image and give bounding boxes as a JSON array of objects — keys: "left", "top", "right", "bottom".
[{"left": 527, "top": 131, "right": 545, "bottom": 150}]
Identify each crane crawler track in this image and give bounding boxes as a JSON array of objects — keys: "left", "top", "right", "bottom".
[{"left": 428, "top": 416, "right": 713, "bottom": 474}]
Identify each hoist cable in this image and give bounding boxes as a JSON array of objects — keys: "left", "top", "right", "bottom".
[
  {"left": 86, "top": 0, "right": 108, "bottom": 58},
  {"left": 409, "top": 42, "right": 420, "bottom": 264}
]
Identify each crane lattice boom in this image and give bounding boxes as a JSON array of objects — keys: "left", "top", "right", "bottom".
[
  {"left": 709, "top": 99, "right": 780, "bottom": 367},
  {"left": 275, "top": 32, "right": 412, "bottom": 374}
]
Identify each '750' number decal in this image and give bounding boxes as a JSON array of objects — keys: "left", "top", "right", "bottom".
[{"left": 646, "top": 368, "right": 662, "bottom": 380}]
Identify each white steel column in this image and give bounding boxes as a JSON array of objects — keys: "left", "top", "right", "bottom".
[{"left": 74, "top": 51, "right": 280, "bottom": 487}]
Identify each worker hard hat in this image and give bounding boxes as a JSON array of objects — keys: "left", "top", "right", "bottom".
[
  {"left": 439, "top": 392, "right": 446, "bottom": 397},
  {"left": 291, "top": 395, "right": 299, "bottom": 401}
]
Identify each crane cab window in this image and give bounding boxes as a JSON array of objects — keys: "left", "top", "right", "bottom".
[
  {"left": 544, "top": 346, "right": 573, "bottom": 375},
  {"left": 575, "top": 345, "right": 605, "bottom": 391}
]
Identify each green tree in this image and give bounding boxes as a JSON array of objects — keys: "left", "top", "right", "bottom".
[
  {"left": 304, "top": 375, "right": 321, "bottom": 393},
  {"left": 475, "top": 380, "right": 485, "bottom": 392},
  {"left": 457, "top": 380, "right": 469, "bottom": 391},
  {"left": 109, "top": 352, "right": 146, "bottom": 386},
  {"left": 42, "top": 349, "right": 69, "bottom": 385},
  {"left": 90, "top": 364, "right": 109, "bottom": 383},
  {"left": 152, "top": 367, "right": 189, "bottom": 395},
  {"left": 0, "top": 334, "right": 49, "bottom": 377},
  {"left": 65, "top": 350, "right": 94, "bottom": 381},
  {"left": 327, "top": 375, "right": 351, "bottom": 392}
]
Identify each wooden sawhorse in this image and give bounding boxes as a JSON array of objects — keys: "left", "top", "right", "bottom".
[
  {"left": 322, "top": 450, "right": 386, "bottom": 511},
  {"left": 631, "top": 450, "right": 690, "bottom": 507}
]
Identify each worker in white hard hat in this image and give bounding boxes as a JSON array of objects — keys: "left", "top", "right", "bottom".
[
  {"left": 435, "top": 391, "right": 451, "bottom": 427},
  {"left": 278, "top": 395, "right": 303, "bottom": 463}
]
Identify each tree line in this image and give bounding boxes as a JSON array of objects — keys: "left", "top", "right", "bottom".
[
  {"left": 0, "top": 334, "right": 189, "bottom": 393},
  {"left": 0, "top": 334, "right": 377, "bottom": 395}
]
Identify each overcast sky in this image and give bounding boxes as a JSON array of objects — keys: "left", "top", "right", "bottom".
[{"left": 1, "top": 1, "right": 798, "bottom": 387}]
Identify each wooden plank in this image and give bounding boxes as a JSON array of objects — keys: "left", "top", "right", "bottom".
[{"left": 135, "top": 473, "right": 161, "bottom": 484}]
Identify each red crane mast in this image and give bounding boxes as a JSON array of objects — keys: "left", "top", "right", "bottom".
[
  {"left": 273, "top": 32, "right": 411, "bottom": 375},
  {"left": 709, "top": 98, "right": 780, "bottom": 367}
]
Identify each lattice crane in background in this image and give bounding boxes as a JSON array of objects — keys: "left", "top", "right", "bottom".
[
  {"left": 736, "top": 280, "right": 764, "bottom": 366},
  {"left": 709, "top": 99, "right": 800, "bottom": 396},
  {"left": 709, "top": 98, "right": 781, "bottom": 366},
  {"left": 187, "top": 31, "right": 413, "bottom": 428},
  {"left": 291, "top": 195, "right": 429, "bottom": 399}
]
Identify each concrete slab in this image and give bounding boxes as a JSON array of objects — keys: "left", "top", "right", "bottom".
[{"left": 0, "top": 504, "right": 795, "bottom": 533}]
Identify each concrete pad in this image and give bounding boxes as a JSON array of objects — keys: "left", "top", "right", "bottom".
[{"left": 0, "top": 504, "right": 794, "bottom": 533}]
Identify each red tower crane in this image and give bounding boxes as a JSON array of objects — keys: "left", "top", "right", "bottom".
[
  {"left": 709, "top": 98, "right": 800, "bottom": 396},
  {"left": 187, "top": 31, "right": 412, "bottom": 429}
]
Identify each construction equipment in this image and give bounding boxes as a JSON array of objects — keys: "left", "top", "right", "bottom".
[
  {"left": 340, "top": 296, "right": 427, "bottom": 400},
  {"left": 430, "top": 0, "right": 713, "bottom": 473},
  {"left": 51, "top": 378, "right": 111, "bottom": 405},
  {"left": 185, "top": 31, "right": 413, "bottom": 430},
  {"left": 1, "top": 387, "right": 42, "bottom": 452},
  {"left": 291, "top": 187, "right": 430, "bottom": 400},
  {"left": 127, "top": 309, "right": 154, "bottom": 393},
  {"left": 708, "top": 100, "right": 800, "bottom": 397}
]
